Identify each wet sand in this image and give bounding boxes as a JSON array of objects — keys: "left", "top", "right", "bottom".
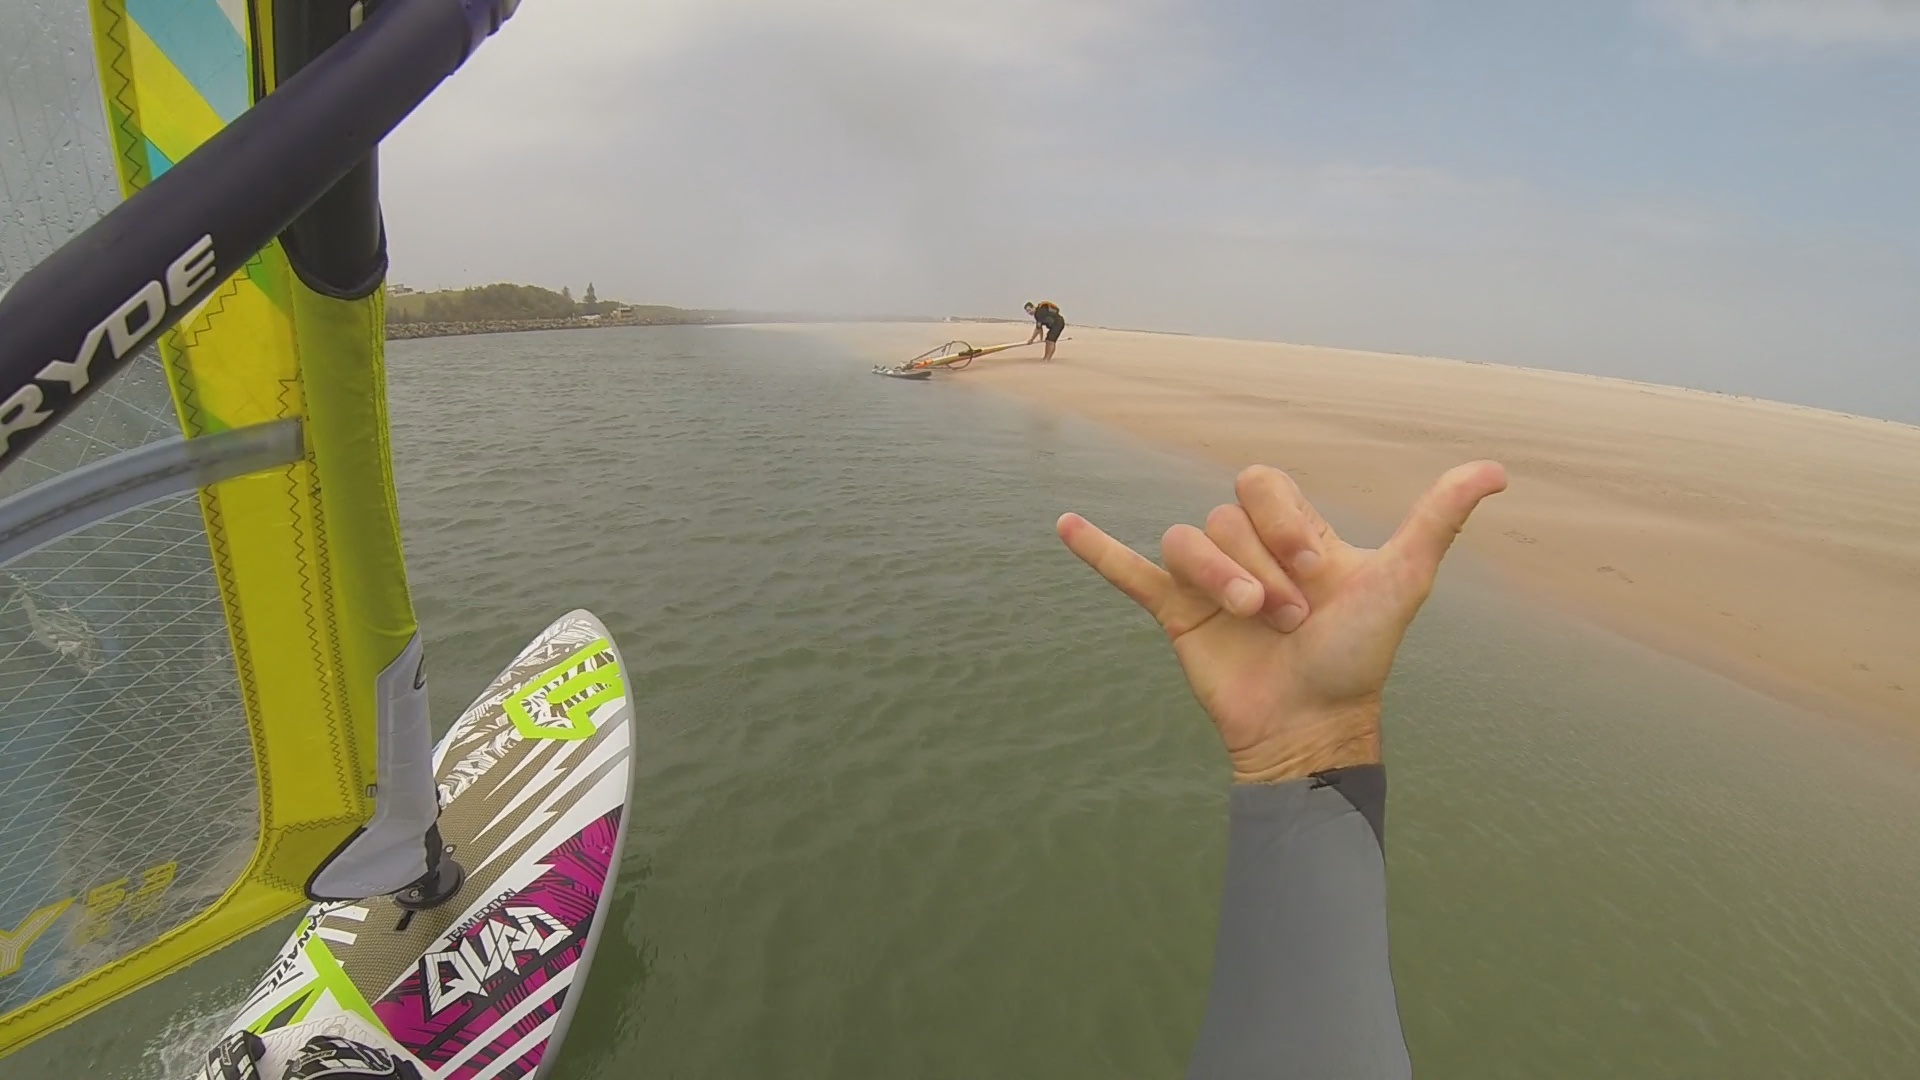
[{"left": 781, "top": 321, "right": 1920, "bottom": 745}]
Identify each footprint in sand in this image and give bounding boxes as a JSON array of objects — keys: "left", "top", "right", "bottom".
[
  {"left": 1853, "top": 661, "right": 1872, "bottom": 672},
  {"left": 1596, "top": 565, "right": 1636, "bottom": 584},
  {"left": 1504, "top": 530, "right": 1536, "bottom": 545}
]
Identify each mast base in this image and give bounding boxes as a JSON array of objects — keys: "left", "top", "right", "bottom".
[{"left": 392, "top": 856, "right": 466, "bottom": 912}]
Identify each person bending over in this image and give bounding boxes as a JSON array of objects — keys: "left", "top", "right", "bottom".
[
  {"left": 1025, "top": 300, "right": 1066, "bottom": 360},
  {"left": 1057, "top": 459, "right": 1509, "bottom": 1079}
]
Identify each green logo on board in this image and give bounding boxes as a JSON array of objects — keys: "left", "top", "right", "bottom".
[{"left": 506, "top": 639, "right": 624, "bottom": 741}]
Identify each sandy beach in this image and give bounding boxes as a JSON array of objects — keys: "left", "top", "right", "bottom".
[{"left": 784, "top": 321, "right": 1920, "bottom": 744}]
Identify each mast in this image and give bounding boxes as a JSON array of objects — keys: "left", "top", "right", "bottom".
[{"left": 0, "top": 0, "right": 523, "bottom": 1054}]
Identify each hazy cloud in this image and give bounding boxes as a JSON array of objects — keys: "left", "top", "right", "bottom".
[
  {"left": 1644, "top": 0, "right": 1920, "bottom": 55},
  {"left": 382, "top": 0, "right": 1190, "bottom": 307},
  {"left": 379, "top": 1, "right": 1918, "bottom": 422}
]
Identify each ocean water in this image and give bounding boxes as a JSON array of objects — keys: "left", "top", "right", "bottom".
[{"left": 10, "top": 325, "right": 1919, "bottom": 1079}]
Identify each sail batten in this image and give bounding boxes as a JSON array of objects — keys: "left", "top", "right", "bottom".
[{"left": 0, "top": 420, "right": 305, "bottom": 566}]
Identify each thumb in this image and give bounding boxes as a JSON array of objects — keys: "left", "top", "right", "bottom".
[{"left": 1381, "top": 460, "right": 1509, "bottom": 587}]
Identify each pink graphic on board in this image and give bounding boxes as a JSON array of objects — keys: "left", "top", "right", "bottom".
[{"left": 373, "top": 810, "right": 622, "bottom": 1078}]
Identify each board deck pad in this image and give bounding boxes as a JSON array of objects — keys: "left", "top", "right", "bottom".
[{"left": 216, "top": 610, "right": 635, "bottom": 1080}]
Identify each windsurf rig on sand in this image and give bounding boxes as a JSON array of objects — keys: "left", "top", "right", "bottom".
[{"left": 871, "top": 338, "right": 1036, "bottom": 379}]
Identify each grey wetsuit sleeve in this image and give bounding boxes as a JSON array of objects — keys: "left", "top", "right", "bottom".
[{"left": 1185, "top": 764, "right": 1412, "bottom": 1079}]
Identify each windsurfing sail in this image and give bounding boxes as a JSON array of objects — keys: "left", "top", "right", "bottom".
[
  {"left": 0, "top": 0, "right": 520, "bottom": 1056},
  {"left": 870, "top": 339, "right": 1032, "bottom": 377}
]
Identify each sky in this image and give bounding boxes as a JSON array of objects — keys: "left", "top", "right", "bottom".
[{"left": 379, "top": 0, "right": 1920, "bottom": 422}]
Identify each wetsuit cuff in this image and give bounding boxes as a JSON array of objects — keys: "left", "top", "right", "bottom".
[{"left": 1229, "top": 763, "right": 1387, "bottom": 850}]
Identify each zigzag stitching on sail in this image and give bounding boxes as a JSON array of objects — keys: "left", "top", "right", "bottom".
[
  {"left": 91, "top": 0, "right": 151, "bottom": 193},
  {"left": 365, "top": 297, "right": 406, "bottom": 538},
  {"left": 284, "top": 458, "right": 331, "bottom": 749},
  {"left": 277, "top": 369, "right": 355, "bottom": 808},
  {"left": 159, "top": 332, "right": 207, "bottom": 436},
  {"left": 308, "top": 474, "right": 357, "bottom": 789},
  {"left": 161, "top": 271, "right": 240, "bottom": 437},
  {"left": 170, "top": 266, "right": 248, "bottom": 358},
  {"left": 270, "top": 802, "right": 369, "bottom": 891},
  {"left": 158, "top": 294, "right": 277, "bottom": 887},
  {"left": 161, "top": 244, "right": 284, "bottom": 887}
]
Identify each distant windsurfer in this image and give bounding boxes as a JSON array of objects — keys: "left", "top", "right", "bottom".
[
  {"left": 1057, "top": 458, "right": 1510, "bottom": 1078},
  {"left": 1025, "top": 300, "right": 1065, "bottom": 360}
]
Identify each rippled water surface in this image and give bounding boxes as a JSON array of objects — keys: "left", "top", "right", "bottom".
[{"left": 13, "top": 326, "right": 1920, "bottom": 1079}]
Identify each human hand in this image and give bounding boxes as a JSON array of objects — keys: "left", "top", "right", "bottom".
[{"left": 1057, "top": 461, "right": 1508, "bottom": 783}]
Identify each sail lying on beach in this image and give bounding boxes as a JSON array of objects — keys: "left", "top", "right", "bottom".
[{"left": 1, "top": 0, "right": 436, "bottom": 1054}]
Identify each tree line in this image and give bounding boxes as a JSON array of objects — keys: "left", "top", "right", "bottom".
[{"left": 387, "top": 282, "right": 620, "bottom": 323}]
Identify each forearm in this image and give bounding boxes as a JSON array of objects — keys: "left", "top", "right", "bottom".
[{"left": 1186, "top": 765, "right": 1411, "bottom": 1080}]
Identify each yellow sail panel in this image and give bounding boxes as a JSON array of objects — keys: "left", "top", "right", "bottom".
[{"left": 0, "top": 0, "right": 418, "bottom": 1053}]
